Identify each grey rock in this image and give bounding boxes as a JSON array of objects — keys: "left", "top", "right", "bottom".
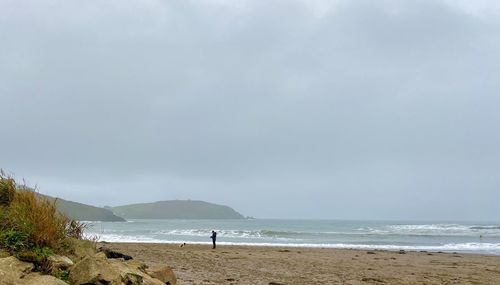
[
  {"left": 48, "top": 254, "right": 74, "bottom": 272},
  {"left": 99, "top": 247, "right": 133, "bottom": 260},
  {"left": 69, "top": 252, "right": 165, "bottom": 285},
  {"left": 0, "top": 256, "right": 65, "bottom": 285},
  {"left": 0, "top": 256, "right": 34, "bottom": 284},
  {"left": 22, "top": 274, "right": 68, "bottom": 285},
  {"left": 146, "top": 264, "right": 177, "bottom": 285}
]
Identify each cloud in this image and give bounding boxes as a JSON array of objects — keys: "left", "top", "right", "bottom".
[{"left": 1, "top": 0, "right": 499, "bottom": 219}]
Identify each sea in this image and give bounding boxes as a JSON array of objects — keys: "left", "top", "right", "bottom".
[{"left": 85, "top": 219, "right": 500, "bottom": 255}]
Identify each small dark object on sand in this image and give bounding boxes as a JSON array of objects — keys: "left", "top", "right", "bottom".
[
  {"left": 399, "top": 250, "right": 406, "bottom": 254},
  {"left": 99, "top": 246, "right": 133, "bottom": 260},
  {"left": 366, "top": 251, "right": 376, "bottom": 255},
  {"left": 269, "top": 282, "right": 285, "bottom": 285}
]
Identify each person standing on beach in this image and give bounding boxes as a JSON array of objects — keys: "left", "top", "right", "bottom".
[{"left": 210, "top": 230, "right": 217, "bottom": 249}]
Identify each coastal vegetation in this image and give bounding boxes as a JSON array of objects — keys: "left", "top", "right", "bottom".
[
  {"left": 0, "top": 171, "right": 177, "bottom": 284},
  {"left": 0, "top": 171, "right": 88, "bottom": 273}
]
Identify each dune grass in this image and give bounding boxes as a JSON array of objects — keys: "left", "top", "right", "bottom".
[{"left": 0, "top": 170, "right": 87, "bottom": 271}]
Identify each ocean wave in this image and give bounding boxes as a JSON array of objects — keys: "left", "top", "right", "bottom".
[
  {"left": 89, "top": 225, "right": 500, "bottom": 240},
  {"left": 153, "top": 229, "right": 369, "bottom": 238},
  {"left": 90, "top": 234, "right": 160, "bottom": 243},
  {"left": 356, "top": 224, "right": 500, "bottom": 237},
  {"left": 152, "top": 229, "right": 309, "bottom": 240},
  {"left": 154, "top": 229, "right": 263, "bottom": 239},
  {"left": 84, "top": 220, "right": 133, "bottom": 224},
  {"left": 260, "top": 230, "right": 306, "bottom": 237},
  {"left": 469, "top": 226, "right": 500, "bottom": 230},
  {"left": 94, "top": 234, "right": 500, "bottom": 254}
]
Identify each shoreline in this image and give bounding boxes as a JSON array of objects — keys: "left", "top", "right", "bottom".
[
  {"left": 104, "top": 242, "right": 500, "bottom": 284},
  {"left": 98, "top": 240, "right": 500, "bottom": 256}
]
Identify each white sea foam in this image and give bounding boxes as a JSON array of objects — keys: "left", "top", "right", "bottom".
[
  {"left": 84, "top": 220, "right": 500, "bottom": 255},
  {"left": 150, "top": 229, "right": 303, "bottom": 241},
  {"left": 154, "top": 229, "right": 265, "bottom": 239},
  {"left": 92, "top": 234, "right": 160, "bottom": 243},
  {"left": 359, "top": 224, "right": 500, "bottom": 237},
  {"left": 94, "top": 233, "right": 500, "bottom": 254},
  {"left": 87, "top": 225, "right": 500, "bottom": 243}
]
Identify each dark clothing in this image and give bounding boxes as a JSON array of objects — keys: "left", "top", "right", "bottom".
[{"left": 210, "top": 231, "right": 217, "bottom": 249}]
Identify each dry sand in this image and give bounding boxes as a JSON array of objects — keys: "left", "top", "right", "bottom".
[{"left": 105, "top": 243, "right": 500, "bottom": 285}]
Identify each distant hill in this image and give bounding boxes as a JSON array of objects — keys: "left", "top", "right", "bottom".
[
  {"left": 112, "top": 200, "right": 245, "bottom": 219},
  {"left": 40, "top": 194, "right": 126, "bottom": 222}
]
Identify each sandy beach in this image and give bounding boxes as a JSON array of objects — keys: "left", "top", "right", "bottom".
[{"left": 104, "top": 243, "right": 500, "bottom": 284}]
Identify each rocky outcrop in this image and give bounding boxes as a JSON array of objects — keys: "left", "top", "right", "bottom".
[
  {"left": 147, "top": 265, "right": 177, "bottom": 285},
  {"left": 99, "top": 246, "right": 133, "bottom": 260},
  {"left": 0, "top": 256, "right": 34, "bottom": 284},
  {"left": 21, "top": 274, "right": 68, "bottom": 285},
  {"left": 69, "top": 252, "right": 166, "bottom": 285},
  {"left": 0, "top": 251, "right": 177, "bottom": 285},
  {"left": 0, "top": 257, "right": 66, "bottom": 285},
  {"left": 47, "top": 254, "right": 74, "bottom": 273},
  {"left": 69, "top": 252, "right": 120, "bottom": 284},
  {"left": 112, "top": 260, "right": 165, "bottom": 285},
  {"left": 0, "top": 256, "right": 34, "bottom": 277}
]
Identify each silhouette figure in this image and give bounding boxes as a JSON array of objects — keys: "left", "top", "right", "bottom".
[{"left": 210, "top": 230, "right": 217, "bottom": 249}]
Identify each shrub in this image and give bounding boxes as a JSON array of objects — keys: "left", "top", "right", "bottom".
[
  {"left": 0, "top": 230, "right": 29, "bottom": 252},
  {"left": 66, "top": 219, "right": 87, "bottom": 240},
  {"left": 53, "top": 268, "right": 70, "bottom": 282},
  {"left": 6, "top": 189, "right": 70, "bottom": 249},
  {"left": 17, "top": 246, "right": 54, "bottom": 272},
  {"left": 0, "top": 170, "right": 15, "bottom": 207},
  {"left": 0, "top": 171, "right": 88, "bottom": 272}
]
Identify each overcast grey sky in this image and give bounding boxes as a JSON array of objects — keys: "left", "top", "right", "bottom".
[{"left": 1, "top": 0, "right": 499, "bottom": 220}]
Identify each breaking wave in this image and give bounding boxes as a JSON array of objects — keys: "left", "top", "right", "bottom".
[
  {"left": 359, "top": 224, "right": 500, "bottom": 237},
  {"left": 85, "top": 220, "right": 500, "bottom": 255},
  {"left": 94, "top": 233, "right": 500, "bottom": 254}
]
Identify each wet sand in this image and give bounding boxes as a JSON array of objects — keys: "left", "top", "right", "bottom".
[{"left": 105, "top": 243, "right": 500, "bottom": 284}]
